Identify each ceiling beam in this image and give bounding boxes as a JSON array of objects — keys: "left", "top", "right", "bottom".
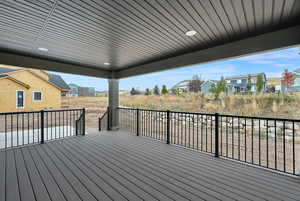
[
  {"left": 0, "top": 52, "right": 111, "bottom": 78},
  {"left": 115, "top": 25, "right": 300, "bottom": 78}
]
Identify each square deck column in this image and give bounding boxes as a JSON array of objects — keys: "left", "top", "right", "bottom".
[{"left": 108, "top": 79, "right": 119, "bottom": 130}]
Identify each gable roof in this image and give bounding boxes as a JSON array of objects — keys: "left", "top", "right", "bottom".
[
  {"left": 0, "top": 75, "right": 30, "bottom": 89},
  {"left": 225, "top": 73, "right": 266, "bottom": 80},
  {"left": 0, "top": 67, "right": 18, "bottom": 75},
  {"left": 0, "top": 66, "right": 70, "bottom": 91},
  {"left": 48, "top": 74, "right": 70, "bottom": 91}
]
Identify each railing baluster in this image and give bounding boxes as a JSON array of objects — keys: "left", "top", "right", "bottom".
[
  {"left": 283, "top": 120, "right": 286, "bottom": 172},
  {"left": 167, "top": 110, "right": 170, "bottom": 144},
  {"left": 136, "top": 108, "right": 140, "bottom": 136},
  {"left": 41, "top": 110, "right": 44, "bottom": 144},
  {"left": 258, "top": 119, "right": 261, "bottom": 166},
  {"left": 5, "top": 114, "right": 7, "bottom": 149},
  {"left": 266, "top": 120, "right": 269, "bottom": 168},
  {"left": 251, "top": 118, "right": 254, "bottom": 163},
  {"left": 215, "top": 113, "right": 219, "bottom": 157},
  {"left": 232, "top": 117, "right": 234, "bottom": 159},
  {"left": 275, "top": 120, "right": 277, "bottom": 170},
  {"left": 292, "top": 121, "right": 295, "bottom": 175}
]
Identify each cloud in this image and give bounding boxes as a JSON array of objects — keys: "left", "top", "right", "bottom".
[
  {"left": 251, "top": 60, "right": 274, "bottom": 64},
  {"left": 273, "top": 63, "right": 294, "bottom": 67},
  {"left": 265, "top": 72, "right": 282, "bottom": 78},
  {"left": 166, "top": 63, "right": 237, "bottom": 80},
  {"left": 238, "top": 48, "right": 300, "bottom": 65}
]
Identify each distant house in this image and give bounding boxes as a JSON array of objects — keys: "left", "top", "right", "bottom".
[
  {"left": 225, "top": 73, "right": 267, "bottom": 94},
  {"left": 287, "top": 68, "right": 300, "bottom": 92},
  {"left": 0, "top": 65, "right": 70, "bottom": 113},
  {"left": 267, "top": 77, "right": 281, "bottom": 92},
  {"left": 200, "top": 80, "right": 218, "bottom": 94},
  {"left": 68, "top": 83, "right": 80, "bottom": 97},
  {"left": 78, "top": 87, "right": 96, "bottom": 97},
  {"left": 171, "top": 80, "right": 190, "bottom": 93},
  {"left": 67, "top": 83, "right": 96, "bottom": 97}
]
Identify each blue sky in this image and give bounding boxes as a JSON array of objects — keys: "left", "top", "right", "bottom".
[{"left": 51, "top": 47, "right": 300, "bottom": 91}]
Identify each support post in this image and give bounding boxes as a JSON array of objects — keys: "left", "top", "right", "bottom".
[
  {"left": 215, "top": 113, "right": 219, "bottom": 157},
  {"left": 108, "top": 79, "right": 119, "bottom": 130},
  {"left": 166, "top": 110, "right": 170, "bottom": 144},
  {"left": 40, "top": 110, "right": 44, "bottom": 144},
  {"left": 136, "top": 108, "right": 140, "bottom": 136}
]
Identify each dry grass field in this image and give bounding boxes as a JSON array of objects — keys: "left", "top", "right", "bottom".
[
  {"left": 62, "top": 96, "right": 108, "bottom": 129},
  {"left": 120, "top": 93, "right": 300, "bottom": 119},
  {"left": 62, "top": 93, "right": 300, "bottom": 129}
]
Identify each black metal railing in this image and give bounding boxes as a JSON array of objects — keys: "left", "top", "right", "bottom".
[
  {"left": 76, "top": 109, "right": 86, "bottom": 136},
  {"left": 98, "top": 108, "right": 109, "bottom": 131},
  {"left": 118, "top": 107, "right": 300, "bottom": 175},
  {"left": 0, "top": 108, "right": 85, "bottom": 150}
]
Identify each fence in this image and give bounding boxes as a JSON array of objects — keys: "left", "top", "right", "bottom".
[
  {"left": 0, "top": 108, "right": 85, "bottom": 150},
  {"left": 117, "top": 107, "right": 300, "bottom": 175}
]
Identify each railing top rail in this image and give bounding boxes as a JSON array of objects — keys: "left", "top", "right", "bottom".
[
  {"left": 218, "top": 114, "right": 300, "bottom": 122},
  {"left": 0, "top": 108, "right": 84, "bottom": 115},
  {"left": 99, "top": 111, "right": 108, "bottom": 120},
  {"left": 117, "top": 107, "right": 300, "bottom": 122}
]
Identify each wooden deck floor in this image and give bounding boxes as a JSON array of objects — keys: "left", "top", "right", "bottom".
[{"left": 1, "top": 131, "right": 300, "bottom": 201}]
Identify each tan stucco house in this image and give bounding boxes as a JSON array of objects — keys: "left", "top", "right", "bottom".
[{"left": 0, "top": 65, "right": 70, "bottom": 113}]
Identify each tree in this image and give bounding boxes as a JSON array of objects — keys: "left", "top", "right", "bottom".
[
  {"left": 209, "top": 76, "right": 226, "bottom": 99},
  {"left": 172, "top": 88, "right": 181, "bottom": 96},
  {"left": 188, "top": 75, "right": 202, "bottom": 92},
  {"left": 281, "top": 69, "right": 294, "bottom": 93},
  {"left": 246, "top": 74, "right": 252, "bottom": 92},
  {"left": 256, "top": 74, "right": 264, "bottom": 93},
  {"left": 130, "top": 87, "right": 141, "bottom": 95},
  {"left": 153, "top": 85, "right": 160, "bottom": 95},
  {"left": 144, "top": 88, "right": 151, "bottom": 95},
  {"left": 161, "top": 85, "right": 168, "bottom": 95}
]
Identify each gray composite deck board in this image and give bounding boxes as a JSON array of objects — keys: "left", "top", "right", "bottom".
[
  {"left": 0, "top": 131, "right": 300, "bottom": 201},
  {"left": 90, "top": 134, "right": 300, "bottom": 200},
  {"left": 77, "top": 134, "right": 298, "bottom": 201}
]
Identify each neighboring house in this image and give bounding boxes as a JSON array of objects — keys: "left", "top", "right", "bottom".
[
  {"left": 225, "top": 73, "right": 267, "bottom": 94},
  {"left": 200, "top": 80, "right": 218, "bottom": 94},
  {"left": 286, "top": 68, "right": 300, "bottom": 92},
  {"left": 267, "top": 77, "right": 281, "bottom": 92},
  {"left": 68, "top": 83, "right": 80, "bottom": 96},
  {"left": 78, "top": 87, "right": 96, "bottom": 97},
  {"left": 171, "top": 80, "right": 190, "bottom": 93},
  {"left": 0, "top": 65, "right": 70, "bottom": 113}
]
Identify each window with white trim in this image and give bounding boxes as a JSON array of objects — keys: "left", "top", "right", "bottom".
[{"left": 33, "top": 91, "right": 42, "bottom": 101}]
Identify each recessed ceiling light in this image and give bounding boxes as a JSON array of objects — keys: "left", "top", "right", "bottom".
[
  {"left": 185, "top": 30, "right": 197, "bottom": 36},
  {"left": 38, "top": 47, "right": 48, "bottom": 51},
  {"left": 104, "top": 62, "right": 110, "bottom": 66}
]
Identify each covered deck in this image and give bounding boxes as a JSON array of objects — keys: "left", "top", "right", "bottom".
[{"left": 1, "top": 131, "right": 300, "bottom": 201}]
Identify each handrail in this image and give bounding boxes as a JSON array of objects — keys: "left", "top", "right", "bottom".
[
  {"left": 118, "top": 107, "right": 300, "bottom": 176},
  {"left": 118, "top": 107, "right": 300, "bottom": 122},
  {"left": 0, "top": 108, "right": 84, "bottom": 115},
  {"left": 98, "top": 108, "right": 109, "bottom": 131},
  {"left": 0, "top": 108, "right": 85, "bottom": 150}
]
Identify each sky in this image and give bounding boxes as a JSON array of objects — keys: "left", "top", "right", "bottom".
[{"left": 51, "top": 47, "right": 300, "bottom": 91}]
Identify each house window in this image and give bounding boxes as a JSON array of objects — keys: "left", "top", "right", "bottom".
[
  {"left": 33, "top": 91, "right": 43, "bottom": 101},
  {"left": 16, "top": 90, "right": 25, "bottom": 108}
]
